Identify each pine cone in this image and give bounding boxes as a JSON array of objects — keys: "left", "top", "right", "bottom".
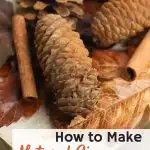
[
  {"left": 18, "top": 0, "right": 84, "bottom": 20},
  {"left": 92, "top": 0, "right": 150, "bottom": 47},
  {"left": 35, "top": 14, "right": 101, "bottom": 116},
  {"left": 56, "top": 0, "right": 83, "bottom": 4}
]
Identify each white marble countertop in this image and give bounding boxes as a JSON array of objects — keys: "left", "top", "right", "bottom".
[{"left": 0, "top": 106, "right": 52, "bottom": 146}]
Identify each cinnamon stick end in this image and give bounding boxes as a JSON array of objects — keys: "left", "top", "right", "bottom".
[
  {"left": 24, "top": 96, "right": 38, "bottom": 102},
  {"left": 121, "top": 67, "right": 136, "bottom": 81}
]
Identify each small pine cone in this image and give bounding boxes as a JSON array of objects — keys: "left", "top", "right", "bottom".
[
  {"left": 18, "top": 0, "right": 84, "bottom": 21},
  {"left": 92, "top": 0, "right": 150, "bottom": 47},
  {"left": 35, "top": 14, "right": 101, "bottom": 116}
]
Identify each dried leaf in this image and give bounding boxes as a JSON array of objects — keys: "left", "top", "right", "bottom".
[
  {"left": 0, "top": 64, "right": 10, "bottom": 77},
  {"left": 83, "top": 0, "right": 103, "bottom": 15},
  {"left": 20, "top": 0, "right": 35, "bottom": 8},
  {"left": 33, "top": 1, "right": 49, "bottom": 10},
  {"left": 92, "top": 50, "right": 129, "bottom": 80},
  {"left": 68, "top": 64, "right": 150, "bottom": 129},
  {"left": 0, "top": 102, "right": 22, "bottom": 127},
  {"left": 127, "top": 45, "right": 136, "bottom": 57},
  {"left": 0, "top": 74, "right": 22, "bottom": 127},
  {"left": 22, "top": 99, "right": 41, "bottom": 117},
  {"left": 135, "top": 105, "right": 150, "bottom": 128},
  {"left": 126, "top": 34, "right": 145, "bottom": 57},
  {"left": 68, "top": 115, "right": 86, "bottom": 129}
]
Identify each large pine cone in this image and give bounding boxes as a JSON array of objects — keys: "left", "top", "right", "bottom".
[
  {"left": 35, "top": 14, "right": 101, "bottom": 116},
  {"left": 92, "top": 0, "right": 150, "bottom": 47}
]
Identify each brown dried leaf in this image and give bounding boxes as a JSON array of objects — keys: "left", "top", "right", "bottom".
[
  {"left": 0, "top": 103, "right": 22, "bottom": 127},
  {"left": 68, "top": 115, "right": 87, "bottom": 129},
  {"left": 68, "top": 64, "right": 150, "bottom": 129},
  {"left": 0, "top": 64, "right": 10, "bottom": 77},
  {"left": 135, "top": 105, "right": 150, "bottom": 128},
  {"left": 83, "top": 0, "right": 103, "bottom": 15},
  {"left": 127, "top": 46, "right": 136, "bottom": 57},
  {"left": 20, "top": 0, "right": 35, "bottom": 8},
  {"left": 0, "top": 73, "right": 22, "bottom": 127},
  {"left": 22, "top": 99, "right": 41, "bottom": 117},
  {"left": 125, "top": 34, "right": 145, "bottom": 57},
  {"left": 33, "top": 1, "right": 49, "bottom": 10},
  {"left": 92, "top": 50, "right": 129, "bottom": 81}
]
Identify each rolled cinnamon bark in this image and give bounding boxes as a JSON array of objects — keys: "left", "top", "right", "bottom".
[
  {"left": 122, "top": 30, "right": 150, "bottom": 81},
  {"left": 12, "top": 15, "right": 38, "bottom": 101}
]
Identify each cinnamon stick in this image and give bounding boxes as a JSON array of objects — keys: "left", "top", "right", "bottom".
[
  {"left": 122, "top": 30, "right": 150, "bottom": 81},
  {"left": 12, "top": 15, "right": 38, "bottom": 101}
]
